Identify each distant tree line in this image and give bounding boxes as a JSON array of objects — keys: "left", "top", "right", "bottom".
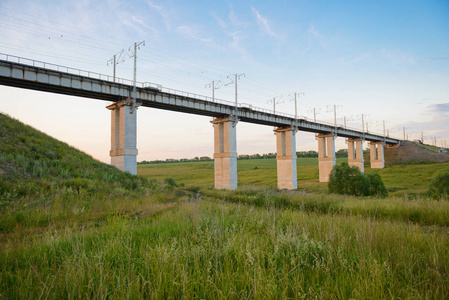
[
  {"left": 138, "top": 156, "right": 213, "bottom": 165},
  {"left": 138, "top": 149, "right": 350, "bottom": 165}
]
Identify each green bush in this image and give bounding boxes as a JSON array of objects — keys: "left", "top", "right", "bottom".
[
  {"left": 328, "top": 162, "right": 388, "bottom": 198},
  {"left": 366, "top": 173, "right": 388, "bottom": 198},
  {"left": 428, "top": 170, "right": 449, "bottom": 199},
  {"left": 164, "top": 176, "right": 178, "bottom": 187}
]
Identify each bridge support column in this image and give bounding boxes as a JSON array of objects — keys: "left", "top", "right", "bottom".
[
  {"left": 369, "top": 141, "right": 385, "bottom": 169},
  {"left": 106, "top": 100, "right": 138, "bottom": 175},
  {"left": 347, "top": 138, "right": 364, "bottom": 173},
  {"left": 211, "top": 117, "right": 237, "bottom": 190},
  {"left": 318, "top": 133, "right": 336, "bottom": 182},
  {"left": 274, "top": 127, "right": 297, "bottom": 190}
]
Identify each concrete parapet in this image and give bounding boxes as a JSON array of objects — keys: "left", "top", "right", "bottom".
[
  {"left": 274, "top": 127, "right": 297, "bottom": 190},
  {"left": 317, "top": 133, "right": 336, "bottom": 182},
  {"left": 211, "top": 117, "right": 237, "bottom": 190},
  {"left": 106, "top": 99, "right": 138, "bottom": 175},
  {"left": 347, "top": 138, "right": 364, "bottom": 173},
  {"left": 369, "top": 141, "right": 385, "bottom": 169}
]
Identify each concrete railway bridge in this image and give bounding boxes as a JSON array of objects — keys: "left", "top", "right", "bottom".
[{"left": 0, "top": 54, "right": 401, "bottom": 190}]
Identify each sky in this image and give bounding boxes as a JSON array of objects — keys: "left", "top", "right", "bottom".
[{"left": 0, "top": 0, "right": 448, "bottom": 163}]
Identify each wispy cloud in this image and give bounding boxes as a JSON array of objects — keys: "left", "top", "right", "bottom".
[
  {"left": 306, "top": 23, "right": 329, "bottom": 49},
  {"left": 119, "top": 16, "right": 148, "bottom": 36},
  {"left": 251, "top": 7, "right": 276, "bottom": 37},
  {"left": 431, "top": 103, "right": 449, "bottom": 115},
  {"left": 228, "top": 5, "right": 241, "bottom": 27},
  {"left": 131, "top": 15, "right": 158, "bottom": 37},
  {"left": 308, "top": 23, "right": 324, "bottom": 40},
  {"left": 176, "top": 25, "right": 212, "bottom": 43},
  {"left": 381, "top": 48, "right": 415, "bottom": 64},
  {"left": 147, "top": 0, "right": 171, "bottom": 30},
  {"left": 211, "top": 12, "right": 227, "bottom": 29}
]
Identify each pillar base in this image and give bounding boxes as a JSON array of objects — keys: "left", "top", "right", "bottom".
[
  {"left": 111, "top": 155, "right": 137, "bottom": 174},
  {"left": 277, "top": 158, "right": 297, "bottom": 189},
  {"left": 370, "top": 161, "right": 385, "bottom": 169},
  {"left": 347, "top": 138, "right": 364, "bottom": 173},
  {"left": 214, "top": 155, "right": 237, "bottom": 190},
  {"left": 348, "top": 161, "right": 364, "bottom": 173},
  {"left": 211, "top": 117, "right": 237, "bottom": 190},
  {"left": 318, "top": 159, "right": 336, "bottom": 182},
  {"left": 318, "top": 133, "right": 336, "bottom": 183},
  {"left": 275, "top": 127, "right": 297, "bottom": 190},
  {"left": 369, "top": 141, "right": 385, "bottom": 169}
]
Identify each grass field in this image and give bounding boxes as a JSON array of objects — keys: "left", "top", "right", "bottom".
[
  {"left": 1, "top": 114, "right": 449, "bottom": 298},
  {"left": 138, "top": 158, "right": 449, "bottom": 196}
]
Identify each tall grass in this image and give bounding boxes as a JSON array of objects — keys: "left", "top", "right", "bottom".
[{"left": 1, "top": 199, "right": 448, "bottom": 298}]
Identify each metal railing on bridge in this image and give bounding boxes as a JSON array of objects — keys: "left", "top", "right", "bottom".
[{"left": 0, "top": 53, "right": 394, "bottom": 140}]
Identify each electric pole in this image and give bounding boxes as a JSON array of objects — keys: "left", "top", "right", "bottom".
[
  {"left": 291, "top": 92, "right": 304, "bottom": 120},
  {"left": 226, "top": 73, "right": 245, "bottom": 124},
  {"left": 109, "top": 41, "right": 145, "bottom": 112},
  {"left": 107, "top": 49, "right": 126, "bottom": 82},
  {"left": 131, "top": 41, "right": 145, "bottom": 111},
  {"left": 267, "top": 97, "right": 281, "bottom": 115},
  {"left": 334, "top": 105, "right": 337, "bottom": 126},
  {"left": 362, "top": 114, "right": 365, "bottom": 132},
  {"left": 205, "top": 80, "right": 217, "bottom": 102},
  {"left": 227, "top": 73, "right": 245, "bottom": 107}
]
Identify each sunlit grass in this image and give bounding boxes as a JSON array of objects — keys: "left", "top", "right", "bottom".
[{"left": 2, "top": 198, "right": 448, "bottom": 298}]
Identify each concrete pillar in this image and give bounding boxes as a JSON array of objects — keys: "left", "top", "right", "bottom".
[
  {"left": 347, "top": 138, "right": 364, "bottom": 173},
  {"left": 317, "top": 133, "right": 336, "bottom": 182},
  {"left": 369, "top": 141, "right": 385, "bottom": 169},
  {"left": 211, "top": 117, "right": 237, "bottom": 190},
  {"left": 106, "top": 99, "right": 138, "bottom": 175},
  {"left": 274, "top": 127, "right": 297, "bottom": 190}
]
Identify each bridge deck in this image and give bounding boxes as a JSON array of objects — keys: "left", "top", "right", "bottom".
[{"left": 0, "top": 58, "right": 400, "bottom": 144}]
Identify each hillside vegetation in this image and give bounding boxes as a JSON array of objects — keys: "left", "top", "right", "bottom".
[
  {"left": 383, "top": 140, "right": 449, "bottom": 165},
  {"left": 1, "top": 113, "right": 448, "bottom": 299}
]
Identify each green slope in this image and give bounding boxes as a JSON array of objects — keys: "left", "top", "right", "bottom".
[
  {"left": 0, "top": 113, "right": 156, "bottom": 232},
  {"left": 0, "top": 113, "right": 151, "bottom": 191}
]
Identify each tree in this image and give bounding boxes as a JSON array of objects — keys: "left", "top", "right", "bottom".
[
  {"left": 335, "top": 149, "right": 348, "bottom": 158},
  {"left": 366, "top": 173, "right": 388, "bottom": 198},
  {"left": 428, "top": 170, "right": 449, "bottom": 199}
]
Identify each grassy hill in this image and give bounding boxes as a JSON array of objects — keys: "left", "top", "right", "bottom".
[
  {"left": 0, "top": 113, "right": 160, "bottom": 233},
  {"left": 1, "top": 113, "right": 448, "bottom": 298},
  {"left": 382, "top": 140, "right": 449, "bottom": 165}
]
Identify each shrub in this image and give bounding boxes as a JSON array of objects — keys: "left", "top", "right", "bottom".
[
  {"left": 428, "top": 170, "right": 449, "bottom": 199},
  {"left": 328, "top": 162, "right": 388, "bottom": 198},
  {"left": 366, "top": 173, "right": 388, "bottom": 198},
  {"left": 164, "top": 176, "right": 178, "bottom": 187}
]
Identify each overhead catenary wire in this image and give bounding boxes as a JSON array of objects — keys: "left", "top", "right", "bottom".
[{"left": 0, "top": 4, "right": 319, "bottom": 114}]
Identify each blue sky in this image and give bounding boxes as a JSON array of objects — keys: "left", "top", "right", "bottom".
[{"left": 0, "top": 0, "right": 448, "bottom": 162}]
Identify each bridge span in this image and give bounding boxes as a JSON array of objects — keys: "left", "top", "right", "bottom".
[{"left": 0, "top": 54, "right": 401, "bottom": 190}]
